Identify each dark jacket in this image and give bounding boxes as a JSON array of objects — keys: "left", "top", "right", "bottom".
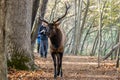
[{"left": 39, "top": 25, "right": 48, "bottom": 40}]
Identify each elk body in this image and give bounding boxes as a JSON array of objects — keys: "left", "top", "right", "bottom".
[
  {"left": 49, "top": 23, "right": 65, "bottom": 78},
  {"left": 40, "top": 3, "right": 70, "bottom": 79}
]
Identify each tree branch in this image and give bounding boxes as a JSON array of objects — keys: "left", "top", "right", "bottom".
[{"left": 103, "top": 42, "right": 120, "bottom": 60}]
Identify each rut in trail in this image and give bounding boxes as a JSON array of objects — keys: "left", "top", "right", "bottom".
[{"left": 35, "top": 53, "right": 120, "bottom": 80}]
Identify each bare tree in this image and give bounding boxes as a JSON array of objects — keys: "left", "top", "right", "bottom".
[
  {"left": 73, "top": 0, "right": 83, "bottom": 55},
  {"left": 31, "top": 0, "right": 40, "bottom": 27},
  {"left": 116, "top": 30, "right": 120, "bottom": 67},
  {"left": 90, "top": 31, "right": 99, "bottom": 56},
  {"left": 5, "top": 0, "right": 34, "bottom": 70},
  {"left": 97, "top": 0, "right": 106, "bottom": 67},
  {"left": 72, "top": 0, "right": 90, "bottom": 55},
  {"left": 80, "top": 18, "right": 94, "bottom": 54},
  {"left": 31, "top": 0, "right": 48, "bottom": 46},
  {"left": 0, "top": 0, "right": 7, "bottom": 79}
]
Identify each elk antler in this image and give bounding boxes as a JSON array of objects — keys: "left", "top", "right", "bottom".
[
  {"left": 53, "top": 3, "right": 71, "bottom": 23},
  {"left": 39, "top": 18, "right": 49, "bottom": 24}
]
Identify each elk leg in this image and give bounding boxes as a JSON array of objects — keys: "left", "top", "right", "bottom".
[
  {"left": 59, "top": 53, "right": 63, "bottom": 77},
  {"left": 51, "top": 53, "right": 57, "bottom": 78},
  {"left": 56, "top": 53, "right": 60, "bottom": 76}
]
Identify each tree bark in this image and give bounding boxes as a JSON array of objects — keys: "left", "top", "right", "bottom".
[
  {"left": 5, "top": 0, "right": 34, "bottom": 70},
  {"left": 49, "top": 0, "right": 59, "bottom": 22},
  {"left": 90, "top": 31, "right": 99, "bottom": 56},
  {"left": 97, "top": 0, "right": 106, "bottom": 67},
  {"left": 80, "top": 19, "right": 94, "bottom": 54},
  {"left": 72, "top": 0, "right": 77, "bottom": 54},
  {"left": 116, "top": 30, "right": 120, "bottom": 68},
  {"left": 73, "top": 0, "right": 89, "bottom": 55},
  {"left": 0, "top": 0, "right": 7, "bottom": 79},
  {"left": 31, "top": 0, "right": 40, "bottom": 27},
  {"left": 116, "top": 47, "right": 120, "bottom": 68},
  {"left": 114, "top": 31, "right": 119, "bottom": 59},
  {"left": 31, "top": 0, "right": 48, "bottom": 45},
  {"left": 73, "top": 0, "right": 83, "bottom": 55},
  {"left": 97, "top": 0, "right": 102, "bottom": 67},
  {"left": 103, "top": 42, "right": 120, "bottom": 60}
]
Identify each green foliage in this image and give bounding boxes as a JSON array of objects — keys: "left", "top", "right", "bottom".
[
  {"left": 103, "top": 0, "right": 120, "bottom": 27},
  {"left": 7, "top": 48, "right": 30, "bottom": 70}
]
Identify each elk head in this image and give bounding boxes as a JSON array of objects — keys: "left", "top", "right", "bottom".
[{"left": 39, "top": 3, "right": 70, "bottom": 38}]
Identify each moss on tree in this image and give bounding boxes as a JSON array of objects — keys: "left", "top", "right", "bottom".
[{"left": 7, "top": 47, "right": 30, "bottom": 70}]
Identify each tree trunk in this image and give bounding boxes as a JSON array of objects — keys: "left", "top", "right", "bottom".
[
  {"left": 0, "top": 0, "right": 7, "bottom": 79},
  {"left": 97, "top": 0, "right": 103, "bottom": 67},
  {"left": 72, "top": 0, "right": 77, "bottom": 54},
  {"left": 114, "top": 31, "right": 119, "bottom": 59},
  {"left": 73, "top": 0, "right": 89, "bottom": 55},
  {"left": 90, "top": 31, "right": 99, "bottom": 56},
  {"left": 78, "top": 0, "right": 90, "bottom": 54},
  {"left": 80, "top": 19, "right": 94, "bottom": 54},
  {"left": 5, "top": 0, "right": 34, "bottom": 70},
  {"left": 103, "top": 42, "right": 120, "bottom": 60},
  {"left": 116, "top": 47, "right": 120, "bottom": 68},
  {"left": 73, "top": 0, "right": 83, "bottom": 55},
  {"left": 49, "top": 0, "right": 59, "bottom": 22},
  {"left": 116, "top": 29, "right": 120, "bottom": 68},
  {"left": 31, "top": 0, "right": 48, "bottom": 45},
  {"left": 31, "top": 0, "right": 40, "bottom": 27}
]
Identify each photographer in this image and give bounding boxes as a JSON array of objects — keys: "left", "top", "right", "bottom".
[{"left": 39, "top": 22, "right": 48, "bottom": 58}]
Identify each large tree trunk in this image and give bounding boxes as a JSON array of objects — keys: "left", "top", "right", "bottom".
[
  {"left": 5, "top": 0, "right": 34, "bottom": 70},
  {"left": 0, "top": 0, "right": 7, "bottom": 79}
]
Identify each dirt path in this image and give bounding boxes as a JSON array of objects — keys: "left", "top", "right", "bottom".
[
  {"left": 8, "top": 53, "right": 120, "bottom": 80},
  {"left": 34, "top": 53, "right": 120, "bottom": 80}
]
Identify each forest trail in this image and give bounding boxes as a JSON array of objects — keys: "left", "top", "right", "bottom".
[{"left": 8, "top": 53, "right": 120, "bottom": 80}]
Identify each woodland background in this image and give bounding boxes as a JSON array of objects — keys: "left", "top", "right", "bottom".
[{"left": 0, "top": 0, "right": 120, "bottom": 80}]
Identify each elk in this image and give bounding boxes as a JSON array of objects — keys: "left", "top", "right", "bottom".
[{"left": 40, "top": 3, "right": 70, "bottom": 79}]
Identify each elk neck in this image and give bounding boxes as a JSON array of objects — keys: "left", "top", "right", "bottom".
[{"left": 50, "top": 28, "right": 62, "bottom": 49}]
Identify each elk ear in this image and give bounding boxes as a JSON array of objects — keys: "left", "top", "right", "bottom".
[
  {"left": 55, "top": 22, "right": 60, "bottom": 27},
  {"left": 42, "top": 21, "right": 48, "bottom": 26},
  {"left": 39, "top": 18, "right": 49, "bottom": 24}
]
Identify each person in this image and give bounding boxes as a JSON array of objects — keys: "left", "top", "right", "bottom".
[
  {"left": 39, "top": 22, "right": 49, "bottom": 58},
  {"left": 37, "top": 33, "right": 40, "bottom": 53}
]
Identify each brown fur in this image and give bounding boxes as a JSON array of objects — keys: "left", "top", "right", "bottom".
[
  {"left": 49, "top": 27, "right": 65, "bottom": 53},
  {"left": 47, "top": 24, "right": 65, "bottom": 78},
  {"left": 40, "top": 3, "right": 69, "bottom": 78}
]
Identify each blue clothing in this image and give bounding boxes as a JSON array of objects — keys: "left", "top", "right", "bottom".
[
  {"left": 38, "top": 24, "right": 48, "bottom": 58},
  {"left": 39, "top": 25, "right": 48, "bottom": 40},
  {"left": 37, "top": 34, "right": 41, "bottom": 53},
  {"left": 39, "top": 39, "right": 48, "bottom": 57},
  {"left": 37, "top": 34, "right": 41, "bottom": 44}
]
